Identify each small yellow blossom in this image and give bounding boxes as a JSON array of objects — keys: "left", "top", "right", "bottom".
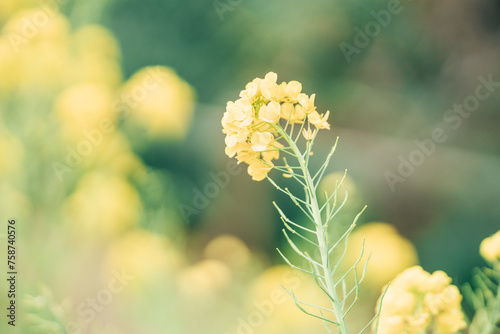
[
  {"left": 285, "top": 81, "right": 302, "bottom": 101},
  {"left": 280, "top": 102, "right": 305, "bottom": 123},
  {"left": 251, "top": 131, "right": 274, "bottom": 152},
  {"left": 480, "top": 230, "right": 500, "bottom": 263},
  {"left": 308, "top": 110, "right": 331, "bottom": 129},
  {"left": 248, "top": 158, "right": 273, "bottom": 181},
  {"left": 298, "top": 93, "right": 316, "bottom": 114},
  {"left": 259, "top": 101, "right": 281, "bottom": 124},
  {"left": 376, "top": 266, "right": 467, "bottom": 334}
]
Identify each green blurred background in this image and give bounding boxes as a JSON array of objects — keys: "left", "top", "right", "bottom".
[{"left": 0, "top": 0, "right": 499, "bottom": 333}]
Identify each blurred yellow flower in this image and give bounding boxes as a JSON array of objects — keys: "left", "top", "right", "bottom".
[
  {"left": 0, "top": 0, "right": 38, "bottom": 22},
  {"left": 121, "top": 66, "right": 195, "bottom": 139},
  {"left": 376, "top": 266, "right": 466, "bottom": 334},
  {"left": 248, "top": 266, "right": 329, "bottom": 334},
  {"left": 69, "top": 25, "right": 122, "bottom": 87},
  {"left": 2, "top": 8, "right": 69, "bottom": 44},
  {"left": 54, "top": 83, "right": 117, "bottom": 140},
  {"left": 103, "top": 229, "right": 183, "bottom": 283},
  {"left": 345, "top": 222, "right": 418, "bottom": 290},
  {"left": 203, "top": 234, "right": 251, "bottom": 270},
  {"left": 480, "top": 230, "right": 500, "bottom": 263},
  {"left": 0, "top": 37, "right": 19, "bottom": 93},
  {"left": 78, "top": 132, "right": 145, "bottom": 178},
  {"left": 64, "top": 172, "right": 142, "bottom": 240},
  {"left": 71, "top": 25, "right": 120, "bottom": 62},
  {"left": 177, "top": 259, "right": 231, "bottom": 297},
  {"left": 1, "top": 8, "right": 71, "bottom": 89},
  {"left": 318, "top": 172, "right": 357, "bottom": 200},
  {"left": 1, "top": 16, "right": 122, "bottom": 91}
]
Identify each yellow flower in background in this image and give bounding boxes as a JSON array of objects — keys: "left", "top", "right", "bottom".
[
  {"left": 121, "top": 66, "right": 195, "bottom": 139},
  {"left": 103, "top": 229, "right": 183, "bottom": 283},
  {"left": 0, "top": 36, "right": 19, "bottom": 93},
  {"left": 248, "top": 266, "right": 328, "bottom": 334},
  {"left": 480, "top": 230, "right": 500, "bottom": 263},
  {"left": 54, "top": 83, "right": 117, "bottom": 139},
  {"left": 71, "top": 25, "right": 120, "bottom": 62},
  {"left": 318, "top": 172, "right": 357, "bottom": 200},
  {"left": 376, "top": 266, "right": 466, "bottom": 334},
  {"left": 346, "top": 222, "right": 418, "bottom": 290},
  {"left": 1, "top": 8, "right": 71, "bottom": 90},
  {"left": 203, "top": 234, "right": 251, "bottom": 270},
  {"left": 69, "top": 25, "right": 122, "bottom": 87},
  {"left": 64, "top": 172, "right": 142, "bottom": 240},
  {"left": 0, "top": 0, "right": 40, "bottom": 23},
  {"left": 222, "top": 72, "right": 331, "bottom": 181},
  {"left": 2, "top": 8, "right": 70, "bottom": 44},
  {"left": 177, "top": 259, "right": 232, "bottom": 297},
  {"left": 75, "top": 131, "right": 146, "bottom": 179}
]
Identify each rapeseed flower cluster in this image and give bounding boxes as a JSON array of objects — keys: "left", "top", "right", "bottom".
[
  {"left": 377, "top": 266, "right": 466, "bottom": 334},
  {"left": 222, "top": 72, "right": 330, "bottom": 181}
]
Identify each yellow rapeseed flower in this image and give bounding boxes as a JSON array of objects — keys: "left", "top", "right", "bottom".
[
  {"left": 222, "top": 72, "right": 331, "bottom": 181},
  {"left": 480, "top": 230, "right": 500, "bottom": 263},
  {"left": 376, "top": 266, "right": 466, "bottom": 334}
]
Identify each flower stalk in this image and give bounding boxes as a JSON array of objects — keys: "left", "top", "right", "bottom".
[
  {"left": 222, "top": 72, "right": 383, "bottom": 333},
  {"left": 275, "top": 124, "right": 349, "bottom": 333}
]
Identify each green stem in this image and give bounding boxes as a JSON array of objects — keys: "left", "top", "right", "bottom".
[{"left": 275, "top": 125, "right": 349, "bottom": 334}]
